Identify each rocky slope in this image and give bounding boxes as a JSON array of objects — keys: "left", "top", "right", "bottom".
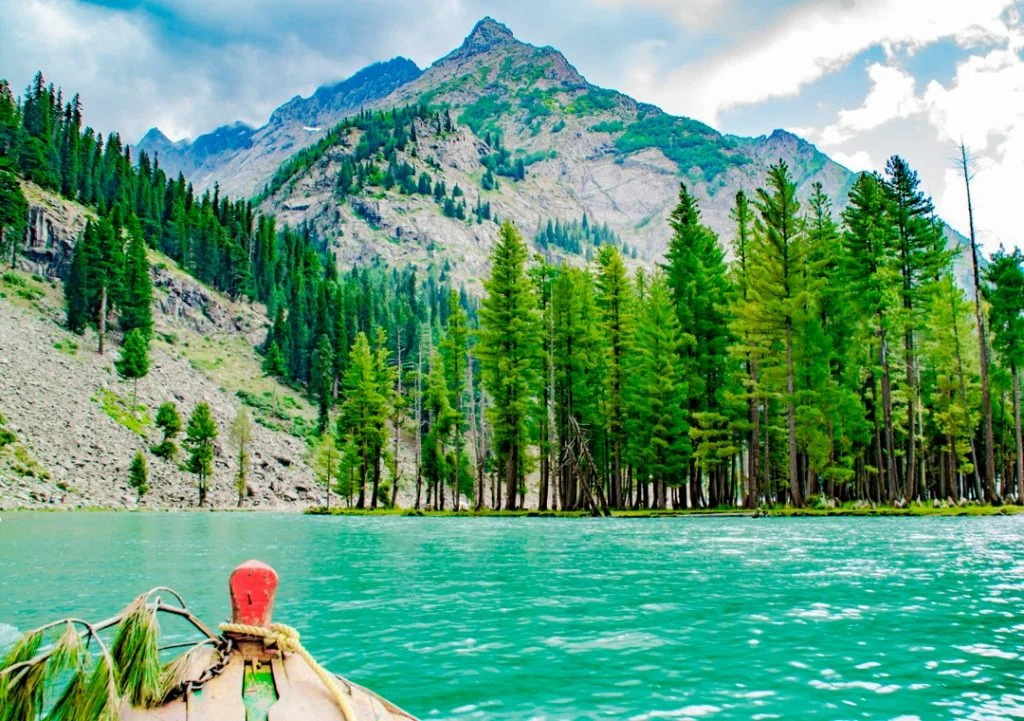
[
  {"left": 135, "top": 20, "right": 853, "bottom": 264},
  {"left": 250, "top": 19, "right": 865, "bottom": 289},
  {"left": 0, "top": 184, "right": 327, "bottom": 511},
  {"left": 136, "top": 58, "right": 423, "bottom": 196},
  {"left": 137, "top": 18, "right": 976, "bottom": 287}
]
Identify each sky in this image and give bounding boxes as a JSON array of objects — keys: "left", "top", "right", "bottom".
[{"left": 1, "top": 0, "right": 1021, "bottom": 251}]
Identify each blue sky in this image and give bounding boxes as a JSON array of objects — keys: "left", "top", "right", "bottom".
[{"left": 1, "top": 0, "right": 1021, "bottom": 250}]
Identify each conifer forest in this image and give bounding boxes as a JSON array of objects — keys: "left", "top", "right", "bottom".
[{"left": 2, "top": 72, "right": 1023, "bottom": 513}]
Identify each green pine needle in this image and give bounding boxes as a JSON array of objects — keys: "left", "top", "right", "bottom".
[
  {"left": 109, "top": 597, "right": 163, "bottom": 708},
  {"left": 0, "top": 629, "right": 45, "bottom": 721},
  {"left": 45, "top": 623, "right": 84, "bottom": 684}
]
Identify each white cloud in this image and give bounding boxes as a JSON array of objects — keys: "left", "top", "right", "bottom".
[
  {"left": 629, "top": 0, "right": 1016, "bottom": 124},
  {"left": 927, "top": 46, "right": 1024, "bottom": 252},
  {"left": 829, "top": 150, "right": 875, "bottom": 173},
  {"left": 803, "top": 13, "right": 1024, "bottom": 252},
  {"left": 819, "top": 64, "right": 920, "bottom": 146},
  {"left": 592, "top": 0, "right": 733, "bottom": 31}
]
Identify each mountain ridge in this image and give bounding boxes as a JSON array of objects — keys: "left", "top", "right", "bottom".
[{"left": 134, "top": 17, "right": 969, "bottom": 286}]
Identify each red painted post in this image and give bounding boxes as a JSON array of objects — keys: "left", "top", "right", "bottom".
[{"left": 229, "top": 560, "right": 279, "bottom": 627}]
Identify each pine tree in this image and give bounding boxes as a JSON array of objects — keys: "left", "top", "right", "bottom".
[
  {"left": 441, "top": 290, "right": 469, "bottom": 510},
  {"left": 477, "top": 221, "right": 541, "bottom": 510},
  {"left": 729, "top": 190, "right": 760, "bottom": 506},
  {"left": 986, "top": 249, "right": 1024, "bottom": 501},
  {"left": 922, "top": 276, "right": 981, "bottom": 501},
  {"left": 338, "top": 332, "right": 389, "bottom": 509},
  {"left": 65, "top": 221, "right": 104, "bottom": 334},
  {"left": 883, "top": 156, "right": 950, "bottom": 500},
  {"left": 228, "top": 407, "right": 252, "bottom": 507},
  {"left": 310, "top": 333, "right": 334, "bottom": 433},
  {"left": 120, "top": 216, "right": 153, "bottom": 338},
  {"left": 311, "top": 433, "right": 340, "bottom": 511},
  {"left": 128, "top": 449, "right": 149, "bottom": 503},
  {"left": 739, "top": 161, "right": 808, "bottom": 506},
  {"left": 115, "top": 328, "right": 149, "bottom": 408},
  {"left": 370, "top": 328, "right": 396, "bottom": 509},
  {"left": 663, "top": 184, "right": 730, "bottom": 507},
  {"left": 553, "top": 264, "right": 605, "bottom": 510},
  {"left": 958, "top": 142, "right": 999, "bottom": 503},
  {"left": 262, "top": 340, "right": 287, "bottom": 377},
  {"left": 632, "top": 274, "right": 689, "bottom": 509},
  {"left": 153, "top": 400, "right": 181, "bottom": 459},
  {"left": 841, "top": 172, "right": 901, "bottom": 503},
  {"left": 0, "top": 170, "right": 27, "bottom": 267},
  {"left": 595, "top": 245, "right": 632, "bottom": 507},
  {"left": 424, "top": 349, "right": 453, "bottom": 510},
  {"left": 185, "top": 402, "right": 218, "bottom": 507}
]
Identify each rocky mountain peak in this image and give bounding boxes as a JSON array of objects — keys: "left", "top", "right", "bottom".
[
  {"left": 140, "top": 127, "right": 172, "bottom": 145},
  {"left": 466, "top": 17, "right": 516, "bottom": 49},
  {"left": 438, "top": 16, "right": 519, "bottom": 66}
]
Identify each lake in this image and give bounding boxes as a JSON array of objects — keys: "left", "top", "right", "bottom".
[{"left": 2, "top": 513, "right": 1023, "bottom": 719}]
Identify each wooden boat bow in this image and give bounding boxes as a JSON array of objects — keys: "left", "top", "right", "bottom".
[{"left": 0, "top": 561, "right": 418, "bottom": 721}]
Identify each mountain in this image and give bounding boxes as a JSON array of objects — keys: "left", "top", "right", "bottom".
[
  {"left": 252, "top": 18, "right": 858, "bottom": 279},
  {"left": 135, "top": 57, "right": 423, "bottom": 193},
  {"left": 137, "top": 17, "right": 968, "bottom": 284}
]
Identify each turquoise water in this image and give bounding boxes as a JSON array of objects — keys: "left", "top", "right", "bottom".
[{"left": 2, "top": 514, "right": 1024, "bottom": 719}]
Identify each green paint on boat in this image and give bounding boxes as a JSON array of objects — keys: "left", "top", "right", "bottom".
[{"left": 242, "top": 661, "right": 278, "bottom": 721}]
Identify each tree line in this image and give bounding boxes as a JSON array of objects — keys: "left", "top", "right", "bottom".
[
  {"left": 468, "top": 159, "right": 1024, "bottom": 510},
  {"left": 2, "top": 72, "right": 1022, "bottom": 511}
]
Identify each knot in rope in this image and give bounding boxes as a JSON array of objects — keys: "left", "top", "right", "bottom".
[{"left": 219, "top": 622, "right": 355, "bottom": 721}]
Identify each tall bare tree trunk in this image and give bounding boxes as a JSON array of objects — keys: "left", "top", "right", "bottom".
[
  {"left": 1014, "top": 366, "right": 1023, "bottom": 502},
  {"left": 960, "top": 142, "right": 998, "bottom": 503},
  {"left": 415, "top": 336, "right": 423, "bottom": 510},
  {"left": 879, "top": 329, "right": 898, "bottom": 503},
  {"left": 391, "top": 341, "right": 403, "bottom": 510},
  {"left": 748, "top": 356, "right": 760, "bottom": 508},
  {"left": 786, "top": 319, "right": 802, "bottom": 507},
  {"left": 98, "top": 285, "right": 107, "bottom": 355},
  {"left": 905, "top": 330, "right": 917, "bottom": 500}
]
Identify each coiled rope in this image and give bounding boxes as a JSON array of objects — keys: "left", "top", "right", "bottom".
[{"left": 218, "top": 622, "right": 355, "bottom": 721}]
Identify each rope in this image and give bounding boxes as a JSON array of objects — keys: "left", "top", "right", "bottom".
[{"left": 218, "top": 622, "right": 356, "bottom": 721}]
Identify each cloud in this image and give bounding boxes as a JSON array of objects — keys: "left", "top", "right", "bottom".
[
  {"left": 828, "top": 150, "right": 875, "bottom": 173},
  {"left": 802, "top": 11, "right": 1024, "bottom": 252},
  {"left": 927, "top": 43, "right": 1024, "bottom": 252},
  {"left": 591, "top": 0, "right": 734, "bottom": 31},
  {"left": 0, "top": 0, "right": 680, "bottom": 142},
  {"left": 818, "top": 64, "right": 921, "bottom": 146},
  {"left": 629, "top": 0, "right": 1016, "bottom": 124}
]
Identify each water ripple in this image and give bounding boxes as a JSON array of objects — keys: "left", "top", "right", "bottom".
[{"left": 3, "top": 514, "right": 1024, "bottom": 719}]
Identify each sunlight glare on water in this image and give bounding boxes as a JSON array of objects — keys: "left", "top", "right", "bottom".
[{"left": 2, "top": 513, "right": 1024, "bottom": 719}]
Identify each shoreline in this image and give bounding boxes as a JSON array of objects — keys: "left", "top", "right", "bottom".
[
  {"left": 3, "top": 504, "right": 1022, "bottom": 518},
  {"left": 305, "top": 504, "right": 1024, "bottom": 518}
]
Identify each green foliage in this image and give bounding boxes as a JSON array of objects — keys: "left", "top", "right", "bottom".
[
  {"left": 119, "top": 217, "right": 153, "bottom": 338},
  {"left": 310, "top": 433, "right": 340, "bottom": 509},
  {"left": 185, "top": 402, "right": 218, "bottom": 506},
  {"left": 53, "top": 337, "right": 78, "bottom": 355},
  {"left": 228, "top": 406, "right": 253, "bottom": 506},
  {"left": 565, "top": 89, "right": 620, "bottom": 115},
  {"left": 985, "top": 249, "right": 1024, "bottom": 370},
  {"left": 458, "top": 95, "right": 511, "bottom": 137},
  {"left": 94, "top": 388, "right": 151, "bottom": 436},
  {"left": 536, "top": 215, "right": 629, "bottom": 258},
  {"left": 115, "top": 329, "right": 150, "bottom": 403},
  {"left": 128, "top": 450, "right": 149, "bottom": 500},
  {"left": 336, "top": 331, "right": 393, "bottom": 509},
  {"left": 616, "top": 114, "right": 747, "bottom": 182},
  {"left": 109, "top": 599, "right": 162, "bottom": 707},
  {"left": 478, "top": 221, "right": 541, "bottom": 509},
  {"left": 630, "top": 274, "right": 690, "bottom": 506},
  {"left": 590, "top": 120, "right": 625, "bottom": 133},
  {"left": 0, "top": 169, "right": 27, "bottom": 266}
]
